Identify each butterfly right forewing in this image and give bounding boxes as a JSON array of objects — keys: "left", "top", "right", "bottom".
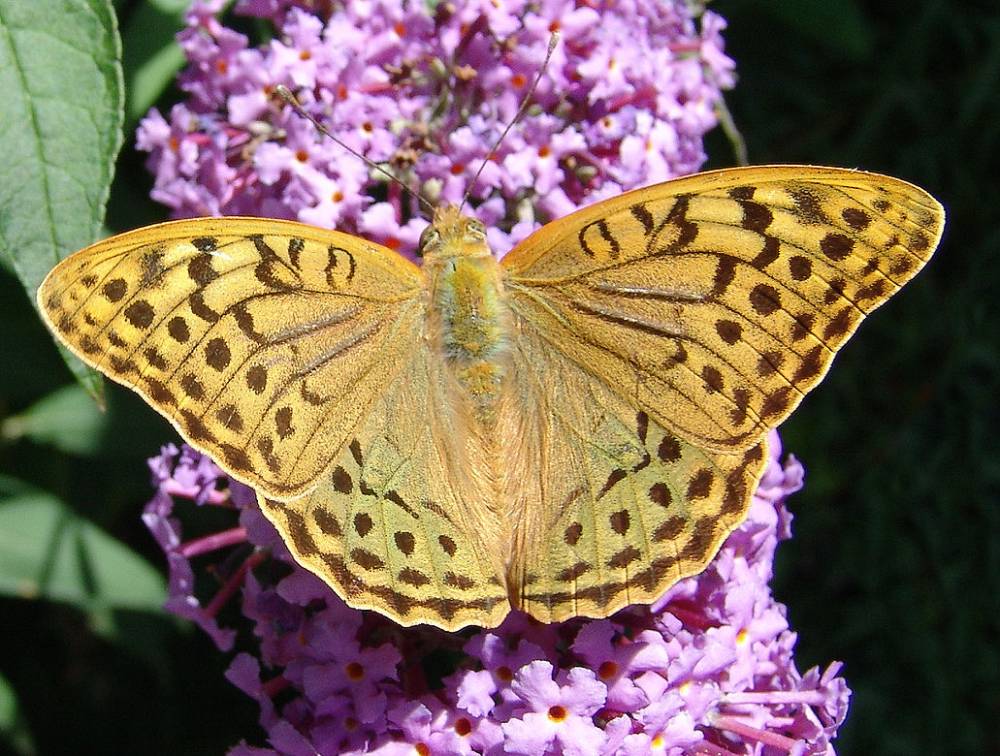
[{"left": 502, "top": 166, "right": 945, "bottom": 452}]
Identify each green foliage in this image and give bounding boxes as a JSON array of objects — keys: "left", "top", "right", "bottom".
[
  {"left": 2, "top": 385, "right": 109, "bottom": 456},
  {"left": 0, "top": 476, "right": 164, "bottom": 610},
  {"left": 0, "top": 0, "right": 124, "bottom": 401},
  {"left": 120, "top": 0, "right": 190, "bottom": 129},
  {"left": 0, "top": 672, "right": 34, "bottom": 756},
  {"left": 713, "top": 1, "right": 1000, "bottom": 753}
]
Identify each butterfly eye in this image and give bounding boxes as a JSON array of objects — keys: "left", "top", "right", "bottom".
[{"left": 416, "top": 224, "right": 439, "bottom": 257}]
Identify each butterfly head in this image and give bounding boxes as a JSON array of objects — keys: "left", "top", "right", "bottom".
[{"left": 417, "top": 205, "right": 490, "bottom": 261}]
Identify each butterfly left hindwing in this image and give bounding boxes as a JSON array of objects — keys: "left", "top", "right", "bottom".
[{"left": 258, "top": 339, "right": 510, "bottom": 630}]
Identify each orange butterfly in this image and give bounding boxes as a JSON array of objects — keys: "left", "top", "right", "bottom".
[{"left": 38, "top": 165, "right": 943, "bottom": 629}]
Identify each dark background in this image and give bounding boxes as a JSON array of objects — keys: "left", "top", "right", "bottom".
[{"left": 0, "top": 1, "right": 996, "bottom": 753}]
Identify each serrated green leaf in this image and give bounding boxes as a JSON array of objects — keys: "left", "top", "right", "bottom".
[
  {"left": 0, "top": 0, "right": 123, "bottom": 402},
  {"left": 0, "top": 476, "right": 165, "bottom": 611},
  {"left": 1, "top": 384, "right": 108, "bottom": 456}
]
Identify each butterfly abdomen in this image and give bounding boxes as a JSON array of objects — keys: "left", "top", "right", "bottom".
[{"left": 428, "top": 254, "right": 512, "bottom": 416}]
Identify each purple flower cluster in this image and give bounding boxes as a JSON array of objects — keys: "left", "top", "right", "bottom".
[
  {"left": 138, "top": 2, "right": 851, "bottom": 752},
  {"left": 136, "top": 0, "right": 735, "bottom": 257},
  {"left": 146, "top": 433, "right": 849, "bottom": 755}
]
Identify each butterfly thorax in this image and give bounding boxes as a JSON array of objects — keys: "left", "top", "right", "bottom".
[{"left": 420, "top": 206, "right": 512, "bottom": 421}]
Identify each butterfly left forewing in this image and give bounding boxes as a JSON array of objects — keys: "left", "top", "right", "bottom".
[
  {"left": 502, "top": 165, "right": 944, "bottom": 452},
  {"left": 38, "top": 217, "right": 425, "bottom": 499}
]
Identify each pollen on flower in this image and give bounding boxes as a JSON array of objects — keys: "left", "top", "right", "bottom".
[
  {"left": 547, "top": 705, "right": 568, "bottom": 723},
  {"left": 597, "top": 660, "right": 618, "bottom": 680},
  {"left": 299, "top": 49, "right": 311, "bottom": 61},
  {"left": 450, "top": 163, "right": 465, "bottom": 176},
  {"left": 215, "top": 59, "right": 227, "bottom": 74},
  {"left": 511, "top": 72, "right": 527, "bottom": 88},
  {"left": 454, "top": 717, "right": 472, "bottom": 736},
  {"left": 496, "top": 665, "right": 513, "bottom": 683},
  {"left": 332, "top": 191, "right": 344, "bottom": 203},
  {"left": 295, "top": 149, "right": 309, "bottom": 162},
  {"left": 415, "top": 742, "right": 430, "bottom": 756},
  {"left": 393, "top": 21, "right": 405, "bottom": 37},
  {"left": 736, "top": 627, "right": 750, "bottom": 645},
  {"left": 537, "top": 145, "right": 552, "bottom": 158}
]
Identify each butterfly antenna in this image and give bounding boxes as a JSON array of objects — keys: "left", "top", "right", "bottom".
[
  {"left": 275, "top": 85, "right": 435, "bottom": 215},
  {"left": 459, "top": 33, "right": 559, "bottom": 213}
]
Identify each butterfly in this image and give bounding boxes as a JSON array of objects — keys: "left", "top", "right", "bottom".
[{"left": 37, "top": 165, "right": 944, "bottom": 630}]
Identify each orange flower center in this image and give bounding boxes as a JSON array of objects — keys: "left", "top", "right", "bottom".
[
  {"left": 598, "top": 660, "right": 618, "bottom": 680},
  {"left": 547, "top": 705, "right": 568, "bottom": 723},
  {"left": 345, "top": 661, "right": 364, "bottom": 681}
]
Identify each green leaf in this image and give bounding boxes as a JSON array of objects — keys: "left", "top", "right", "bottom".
[
  {"left": 0, "top": 672, "right": 34, "bottom": 756},
  {"left": 121, "top": 0, "right": 189, "bottom": 130},
  {"left": 1, "top": 384, "right": 108, "bottom": 456},
  {"left": 0, "top": 0, "right": 124, "bottom": 402},
  {"left": 0, "top": 476, "right": 165, "bottom": 612}
]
